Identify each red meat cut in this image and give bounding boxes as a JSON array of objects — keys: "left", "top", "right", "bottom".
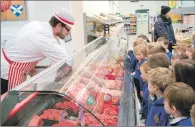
[{"left": 28, "top": 115, "right": 43, "bottom": 126}]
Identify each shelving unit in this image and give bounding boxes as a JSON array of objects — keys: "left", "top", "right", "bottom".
[
  {"left": 122, "top": 14, "right": 137, "bottom": 35},
  {"left": 83, "top": 13, "right": 124, "bottom": 45}
]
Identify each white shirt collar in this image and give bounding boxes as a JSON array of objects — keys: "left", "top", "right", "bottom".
[{"left": 170, "top": 116, "right": 188, "bottom": 125}]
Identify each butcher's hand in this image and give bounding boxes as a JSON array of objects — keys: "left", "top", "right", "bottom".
[{"left": 55, "top": 63, "right": 72, "bottom": 82}]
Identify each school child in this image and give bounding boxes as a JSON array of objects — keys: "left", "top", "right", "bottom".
[
  {"left": 147, "top": 45, "right": 167, "bottom": 58},
  {"left": 173, "top": 46, "right": 186, "bottom": 56},
  {"left": 131, "top": 44, "right": 147, "bottom": 101},
  {"left": 171, "top": 52, "right": 188, "bottom": 65},
  {"left": 140, "top": 62, "right": 150, "bottom": 118},
  {"left": 164, "top": 82, "right": 195, "bottom": 126},
  {"left": 185, "top": 47, "right": 195, "bottom": 60},
  {"left": 125, "top": 40, "right": 146, "bottom": 73},
  {"left": 147, "top": 53, "right": 170, "bottom": 69},
  {"left": 157, "top": 37, "right": 172, "bottom": 61},
  {"left": 146, "top": 67, "right": 174, "bottom": 126},
  {"left": 173, "top": 59, "right": 195, "bottom": 91},
  {"left": 191, "top": 105, "right": 195, "bottom": 126},
  {"left": 137, "top": 34, "right": 150, "bottom": 43}
]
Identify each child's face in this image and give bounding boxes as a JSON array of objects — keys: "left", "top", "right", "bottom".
[
  {"left": 148, "top": 81, "right": 156, "bottom": 95},
  {"left": 185, "top": 50, "right": 193, "bottom": 59},
  {"left": 164, "top": 99, "right": 174, "bottom": 115},
  {"left": 140, "top": 68, "right": 147, "bottom": 81},
  {"left": 135, "top": 52, "right": 145, "bottom": 61}
]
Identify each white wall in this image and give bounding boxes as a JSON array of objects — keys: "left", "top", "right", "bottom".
[
  {"left": 83, "top": 1, "right": 110, "bottom": 16},
  {"left": 118, "top": 1, "right": 170, "bottom": 15}
]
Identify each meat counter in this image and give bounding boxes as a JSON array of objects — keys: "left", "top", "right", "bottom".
[{"left": 1, "top": 35, "right": 137, "bottom": 126}]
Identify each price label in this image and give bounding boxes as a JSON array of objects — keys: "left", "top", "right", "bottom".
[{"left": 86, "top": 94, "right": 95, "bottom": 106}]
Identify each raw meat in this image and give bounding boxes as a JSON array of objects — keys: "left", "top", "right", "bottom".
[
  {"left": 40, "top": 109, "right": 66, "bottom": 121},
  {"left": 28, "top": 115, "right": 43, "bottom": 126},
  {"left": 84, "top": 112, "right": 118, "bottom": 126},
  {"left": 101, "top": 104, "right": 119, "bottom": 116},
  {"left": 55, "top": 101, "right": 80, "bottom": 112}
]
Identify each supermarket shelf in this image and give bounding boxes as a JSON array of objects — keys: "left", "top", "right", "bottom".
[
  {"left": 88, "top": 31, "right": 101, "bottom": 38},
  {"left": 87, "top": 16, "right": 122, "bottom": 25},
  {"left": 126, "top": 33, "right": 137, "bottom": 35},
  {"left": 124, "top": 23, "right": 137, "bottom": 25}
]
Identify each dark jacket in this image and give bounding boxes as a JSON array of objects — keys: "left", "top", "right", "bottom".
[
  {"left": 124, "top": 50, "right": 138, "bottom": 73},
  {"left": 154, "top": 14, "right": 176, "bottom": 44},
  {"left": 146, "top": 97, "right": 170, "bottom": 126},
  {"left": 141, "top": 82, "right": 149, "bottom": 117}
]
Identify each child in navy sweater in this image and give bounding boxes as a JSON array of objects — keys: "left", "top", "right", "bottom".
[
  {"left": 157, "top": 37, "right": 172, "bottom": 62},
  {"left": 131, "top": 44, "right": 147, "bottom": 101},
  {"left": 140, "top": 62, "right": 150, "bottom": 118},
  {"left": 146, "top": 67, "right": 174, "bottom": 126},
  {"left": 164, "top": 82, "right": 195, "bottom": 126}
]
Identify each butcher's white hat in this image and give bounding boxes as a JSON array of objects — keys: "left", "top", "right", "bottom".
[{"left": 54, "top": 8, "right": 75, "bottom": 28}]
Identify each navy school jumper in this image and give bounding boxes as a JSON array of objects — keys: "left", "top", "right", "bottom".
[{"left": 146, "top": 97, "right": 170, "bottom": 126}]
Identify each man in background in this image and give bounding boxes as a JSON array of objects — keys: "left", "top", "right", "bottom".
[{"left": 154, "top": 6, "right": 176, "bottom": 52}]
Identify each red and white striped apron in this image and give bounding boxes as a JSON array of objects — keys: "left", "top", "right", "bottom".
[{"left": 2, "top": 49, "right": 39, "bottom": 90}]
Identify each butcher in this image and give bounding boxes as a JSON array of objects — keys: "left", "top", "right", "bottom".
[{"left": 1, "top": 8, "right": 74, "bottom": 94}]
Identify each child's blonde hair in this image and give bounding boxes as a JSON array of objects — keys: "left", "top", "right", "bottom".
[
  {"left": 147, "top": 67, "right": 175, "bottom": 92},
  {"left": 146, "top": 42, "right": 157, "bottom": 55},
  {"left": 147, "top": 45, "right": 167, "bottom": 56},
  {"left": 147, "top": 53, "right": 169, "bottom": 69},
  {"left": 133, "top": 44, "right": 147, "bottom": 57},
  {"left": 133, "top": 39, "right": 146, "bottom": 47}
]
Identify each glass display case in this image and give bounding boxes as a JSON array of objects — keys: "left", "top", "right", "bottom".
[{"left": 1, "top": 35, "right": 136, "bottom": 126}]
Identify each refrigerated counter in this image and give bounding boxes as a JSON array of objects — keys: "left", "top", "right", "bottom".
[{"left": 1, "top": 36, "right": 138, "bottom": 126}]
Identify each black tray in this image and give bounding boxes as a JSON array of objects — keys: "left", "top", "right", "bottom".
[{"left": 42, "top": 119, "right": 58, "bottom": 126}]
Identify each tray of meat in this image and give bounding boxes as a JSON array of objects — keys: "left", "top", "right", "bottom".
[
  {"left": 40, "top": 109, "right": 68, "bottom": 121},
  {"left": 55, "top": 101, "right": 81, "bottom": 117}
]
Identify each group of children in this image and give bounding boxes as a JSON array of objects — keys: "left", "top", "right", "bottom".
[{"left": 125, "top": 34, "right": 195, "bottom": 126}]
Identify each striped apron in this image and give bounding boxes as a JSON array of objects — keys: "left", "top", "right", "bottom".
[{"left": 2, "top": 49, "right": 39, "bottom": 90}]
